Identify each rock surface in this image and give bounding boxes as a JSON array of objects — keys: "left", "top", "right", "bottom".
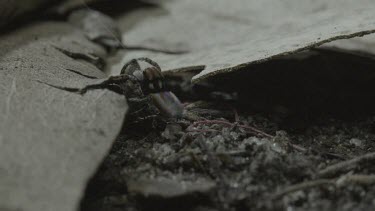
[
  {"left": 110, "top": 0, "right": 375, "bottom": 82},
  {"left": 0, "top": 21, "right": 127, "bottom": 211}
]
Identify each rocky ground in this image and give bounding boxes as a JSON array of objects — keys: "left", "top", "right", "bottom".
[
  {"left": 80, "top": 52, "right": 375, "bottom": 211},
  {"left": 3, "top": 1, "right": 375, "bottom": 211}
]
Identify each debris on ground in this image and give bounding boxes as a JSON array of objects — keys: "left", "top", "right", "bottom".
[
  {"left": 3, "top": 1, "right": 375, "bottom": 211},
  {"left": 81, "top": 50, "right": 375, "bottom": 210}
]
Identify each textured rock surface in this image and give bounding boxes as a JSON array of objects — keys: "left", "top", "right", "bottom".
[
  {"left": 0, "top": 22, "right": 127, "bottom": 211},
  {"left": 110, "top": 0, "right": 375, "bottom": 82}
]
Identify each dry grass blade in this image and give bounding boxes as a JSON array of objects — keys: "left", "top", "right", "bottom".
[
  {"left": 318, "top": 152, "right": 375, "bottom": 178},
  {"left": 336, "top": 174, "right": 375, "bottom": 186},
  {"left": 271, "top": 179, "right": 335, "bottom": 200},
  {"left": 193, "top": 119, "right": 274, "bottom": 138},
  {"left": 272, "top": 174, "right": 375, "bottom": 200}
]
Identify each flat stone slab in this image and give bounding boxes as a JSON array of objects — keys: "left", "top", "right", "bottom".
[
  {"left": 111, "top": 0, "right": 375, "bottom": 82},
  {"left": 0, "top": 21, "right": 127, "bottom": 211}
]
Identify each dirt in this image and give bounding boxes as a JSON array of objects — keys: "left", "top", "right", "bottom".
[
  {"left": 4, "top": 2, "right": 375, "bottom": 211},
  {"left": 79, "top": 50, "right": 375, "bottom": 211}
]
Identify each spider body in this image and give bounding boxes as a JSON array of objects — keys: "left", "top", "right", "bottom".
[
  {"left": 119, "top": 57, "right": 184, "bottom": 118},
  {"left": 121, "top": 58, "right": 183, "bottom": 117},
  {"left": 121, "top": 58, "right": 165, "bottom": 93},
  {"left": 77, "top": 57, "right": 183, "bottom": 118}
]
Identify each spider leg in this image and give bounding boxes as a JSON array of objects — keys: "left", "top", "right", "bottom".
[
  {"left": 128, "top": 96, "right": 150, "bottom": 104},
  {"left": 129, "top": 103, "right": 149, "bottom": 116},
  {"left": 137, "top": 57, "right": 162, "bottom": 71},
  {"left": 120, "top": 58, "right": 141, "bottom": 75},
  {"left": 79, "top": 75, "right": 132, "bottom": 94}
]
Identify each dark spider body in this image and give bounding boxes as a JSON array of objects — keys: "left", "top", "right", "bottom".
[
  {"left": 79, "top": 57, "right": 184, "bottom": 119},
  {"left": 121, "top": 59, "right": 167, "bottom": 95}
]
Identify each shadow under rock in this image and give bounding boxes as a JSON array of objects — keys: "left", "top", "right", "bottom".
[{"left": 205, "top": 48, "right": 375, "bottom": 128}]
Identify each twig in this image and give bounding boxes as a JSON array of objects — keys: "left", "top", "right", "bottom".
[
  {"left": 336, "top": 174, "right": 375, "bottom": 186},
  {"left": 216, "top": 150, "right": 249, "bottom": 157},
  {"left": 272, "top": 174, "right": 375, "bottom": 200},
  {"left": 317, "top": 150, "right": 349, "bottom": 160},
  {"left": 192, "top": 119, "right": 307, "bottom": 153},
  {"left": 317, "top": 152, "right": 375, "bottom": 178},
  {"left": 193, "top": 119, "right": 274, "bottom": 138},
  {"left": 271, "top": 179, "right": 334, "bottom": 200},
  {"left": 186, "top": 129, "right": 218, "bottom": 133},
  {"left": 288, "top": 143, "right": 307, "bottom": 152}
]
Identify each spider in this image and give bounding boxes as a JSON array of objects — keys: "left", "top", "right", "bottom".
[{"left": 78, "top": 57, "right": 184, "bottom": 118}]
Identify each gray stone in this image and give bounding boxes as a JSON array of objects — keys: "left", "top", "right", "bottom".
[
  {"left": 0, "top": 22, "right": 127, "bottom": 211},
  {"left": 109, "top": 0, "right": 375, "bottom": 82}
]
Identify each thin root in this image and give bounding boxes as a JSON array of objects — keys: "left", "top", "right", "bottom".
[
  {"left": 336, "top": 174, "right": 375, "bottom": 186},
  {"left": 318, "top": 152, "right": 375, "bottom": 178},
  {"left": 271, "top": 179, "right": 335, "bottom": 200},
  {"left": 193, "top": 119, "right": 274, "bottom": 138},
  {"left": 272, "top": 174, "right": 375, "bottom": 200}
]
